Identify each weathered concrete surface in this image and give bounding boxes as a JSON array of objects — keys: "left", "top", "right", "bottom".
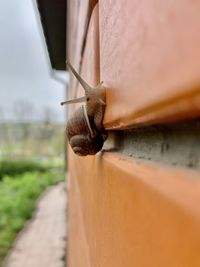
[{"left": 105, "top": 119, "right": 200, "bottom": 170}]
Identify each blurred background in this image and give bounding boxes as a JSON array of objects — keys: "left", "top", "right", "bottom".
[
  {"left": 0, "top": 0, "right": 67, "bottom": 263},
  {"left": 0, "top": 0, "right": 67, "bottom": 162}
]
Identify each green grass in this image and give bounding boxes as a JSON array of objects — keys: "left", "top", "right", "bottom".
[{"left": 0, "top": 170, "right": 64, "bottom": 264}]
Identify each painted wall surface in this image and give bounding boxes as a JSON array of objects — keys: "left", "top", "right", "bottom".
[
  {"left": 67, "top": 2, "right": 200, "bottom": 267},
  {"left": 99, "top": 0, "right": 200, "bottom": 128}
]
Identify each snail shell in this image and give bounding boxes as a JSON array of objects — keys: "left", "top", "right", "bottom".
[{"left": 66, "top": 106, "right": 106, "bottom": 156}]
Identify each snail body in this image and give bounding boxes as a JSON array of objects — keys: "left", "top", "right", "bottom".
[{"left": 61, "top": 62, "right": 107, "bottom": 156}]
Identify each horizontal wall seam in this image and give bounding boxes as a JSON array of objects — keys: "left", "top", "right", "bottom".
[{"left": 103, "top": 119, "right": 200, "bottom": 170}]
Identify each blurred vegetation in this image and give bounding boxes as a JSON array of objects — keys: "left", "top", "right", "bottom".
[
  {"left": 0, "top": 160, "right": 47, "bottom": 180},
  {"left": 0, "top": 121, "right": 65, "bottom": 161},
  {"left": 0, "top": 169, "right": 64, "bottom": 265},
  {"left": 0, "top": 103, "right": 66, "bottom": 264}
]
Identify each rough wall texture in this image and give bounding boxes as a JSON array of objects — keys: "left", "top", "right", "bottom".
[
  {"left": 99, "top": 0, "right": 200, "bottom": 128},
  {"left": 67, "top": 1, "right": 200, "bottom": 267},
  {"left": 107, "top": 119, "right": 200, "bottom": 169},
  {"left": 68, "top": 152, "right": 200, "bottom": 267}
]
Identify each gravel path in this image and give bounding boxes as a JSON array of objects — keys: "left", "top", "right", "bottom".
[{"left": 3, "top": 182, "right": 67, "bottom": 267}]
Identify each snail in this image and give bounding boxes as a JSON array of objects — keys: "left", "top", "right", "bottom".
[{"left": 61, "top": 61, "right": 107, "bottom": 156}]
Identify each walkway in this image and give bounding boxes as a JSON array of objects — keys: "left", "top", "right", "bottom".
[{"left": 4, "top": 182, "right": 67, "bottom": 267}]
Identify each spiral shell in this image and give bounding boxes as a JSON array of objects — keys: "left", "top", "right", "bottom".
[{"left": 66, "top": 106, "right": 105, "bottom": 156}]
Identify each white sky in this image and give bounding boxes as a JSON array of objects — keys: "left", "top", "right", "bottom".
[{"left": 0, "top": 0, "right": 68, "bottom": 122}]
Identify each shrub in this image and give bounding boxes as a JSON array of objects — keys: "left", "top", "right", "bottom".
[{"left": 0, "top": 160, "right": 48, "bottom": 180}]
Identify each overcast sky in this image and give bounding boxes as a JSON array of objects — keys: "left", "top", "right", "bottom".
[{"left": 0, "top": 0, "right": 67, "bottom": 123}]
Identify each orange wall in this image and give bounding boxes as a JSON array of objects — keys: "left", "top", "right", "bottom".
[
  {"left": 68, "top": 152, "right": 200, "bottom": 267},
  {"left": 67, "top": 2, "right": 200, "bottom": 267},
  {"left": 99, "top": 0, "right": 200, "bottom": 128}
]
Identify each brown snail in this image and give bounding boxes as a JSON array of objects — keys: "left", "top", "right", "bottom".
[{"left": 61, "top": 61, "right": 107, "bottom": 156}]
